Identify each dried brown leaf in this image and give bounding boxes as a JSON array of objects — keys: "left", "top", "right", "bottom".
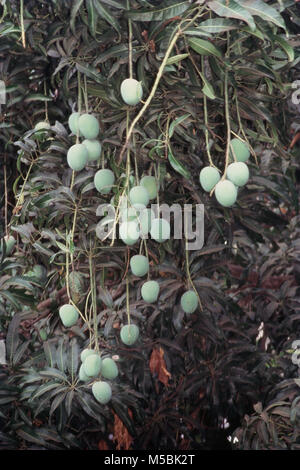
[
  {"left": 149, "top": 347, "right": 171, "bottom": 387},
  {"left": 113, "top": 410, "right": 133, "bottom": 450}
]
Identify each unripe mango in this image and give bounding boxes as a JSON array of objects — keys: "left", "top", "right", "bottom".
[
  {"left": 229, "top": 138, "right": 250, "bottom": 162},
  {"left": 180, "top": 290, "right": 198, "bottom": 314},
  {"left": 80, "top": 348, "right": 95, "bottom": 363},
  {"left": 82, "top": 139, "right": 102, "bottom": 161},
  {"left": 78, "top": 113, "right": 100, "bottom": 139},
  {"left": 140, "top": 175, "right": 158, "bottom": 200},
  {"left": 138, "top": 208, "right": 155, "bottom": 237},
  {"left": 120, "top": 206, "right": 138, "bottom": 223},
  {"left": 59, "top": 304, "right": 79, "bottom": 327},
  {"left": 120, "top": 78, "right": 143, "bottom": 106},
  {"left": 141, "top": 280, "right": 160, "bottom": 303},
  {"left": 120, "top": 324, "right": 139, "bottom": 346},
  {"left": 130, "top": 254, "right": 149, "bottom": 277},
  {"left": 92, "top": 381, "right": 112, "bottom": 404},
  {"left": 199, "top": 166, "right": 220, "bottom": 192},
  {"left": 67, "top": 144, "right": 88, "bottom": 171},
  {"left": 79, "top": 364, "right": 90, "bottom": 382},
  {"left": 129, "top": 185, "right": 150, "bottom": 208},
  {"left": 101, "top": 358, "right": 118, "bottom": 380},
  {"left": 119, "top": 221, "right": 140, "bottom": 246},
  {"left": 83, "top": 353, "right": 102, "bottom": 377},
  {"left": 214, "top": 180, "right": 237, "bottom": 207},
  {"left": 94, "top": 168, "right": 115, "bottom": 194},
  {"left": 68, "top": 112, "right": 82, "bottom": 135},
  {"left": 226, "top": 162, "right": 249, "bottom": 187},
  {"left": 150, "top": 218, "right": 170, "bottom": 243}
]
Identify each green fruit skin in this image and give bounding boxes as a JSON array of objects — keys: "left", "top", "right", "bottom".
[
  {"left": 119, "top": 221, "right": 140, "bottom": 246},
  {"left": 92, "top": 381, "right": 112, "bottom": 405},
  {"left": 139, "top": 208, "right": 155, "bottom": 237},
  {"left": 101, "top": 358, "right": 118, "bottom": 380},
  {"left": 120, "top": 207, "right": 138, "bottom": 223},
  {"left": 130, "top": 254, "right": 149, "bottom": 277},
  {"left": 80, "top": 348, "right": 95, "bottom": 363},
  {"left": 215, "top": 180, "right": 238, "bottom": 207},
  {"left": 83, "top": 354, "right": 102, "bottom": 377},
  {"left": 68, "top": 112, "right": 82, "bottom": 135},
  {"left": 181, "top": 290, "right": 198, "bottom": 314},
  {"left": 59, "top": 304, "right": 79, "bottom": 327},
  {"left": 141, "top": 280, "right": 160, "bottom": 303},
  {"left": 199, "top": 166, "right": 220, "bottom": 192},
  {"left": 82, "top": 139, "right": 102, "bottom": 162},
  {"left": 67, "top": 144, "right": 88, "bottom": 171},
  {"left": 129, "top": 186, "right": 150, "bottom": 207},
  {"left": 78, "top": 114, "right": 99, "bottom": 139},
  {"left": 120, "top": 324, "right": 139, "bottom": 346},
  {"left": 94, "top": 169, "right": 115, "bottom": 194},
  {"left": 229, "top": 138, "right": 250, "bottom": 162},
  {"left": 120, "top": 78, "right": 143, "bottom": 106},
  {"left": 0, "top": 235, "right": 16, "bottom": 255},
  {"left": 140, "top": 175, "right": 158, "bottom": 200},
  {"left": 150, "top": 218, "right": 170, "bottom": 243},
  {"left": 226, "top": 162, "right": 249, "bottom": 187},
  {"left": 79, "top": 364, "right": 90, "bottom": 382}
]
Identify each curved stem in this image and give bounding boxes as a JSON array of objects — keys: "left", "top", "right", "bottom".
[
  {"left": 201, "top": 57, "right": 217, "bottom": 169},
  {"left": 127, "top": 0, "right": 133, "bottom": 79},
  {"left": 83, "top": 74, "right": 89, "bottom": 113},
  {"left": 76, "top": 70, "right": 82, "bottom": 143},
  {"left": 117, "top": 7, "right": 204, "bottom": 165},
  {"left": 126, "top": 275, "right": 130, "bottom": 326},
  {"left": 184, "top": 215, "right": 203, "bottom": 312},
  {"left": 221, "top": 68, "right": 231, "bottom": 181},
  {"left": 20, "top": 0, "right": 26, "bottom": 48},
  {"left": 89, "top": 251, "right": 98, "bottom": 351}
]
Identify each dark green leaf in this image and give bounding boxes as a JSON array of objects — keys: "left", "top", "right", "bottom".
[{"left": 126, "top": 0, "right": 190, "bottom": 22}]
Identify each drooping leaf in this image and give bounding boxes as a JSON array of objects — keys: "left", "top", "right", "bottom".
[
  {"left": 126, "top": 0, "right": 190, "bottom": 22},
  {"left": 6, "top": 313, "right": 20, "bottom": 365},
  {"left": 70, "top": 0, "right": 84, "bottom": 35},
  {"left": 168, "top": 113, "right": 191, "bottom": 138},
  {"left": 168, "top": 147, "right": 190, "bottom": 178},
  {"left": 208, "top": 0, "right": 256, "bottom": 31},
  {"left": 93, "top": 0, "right": 121, "bottom": 36},
  {"left": 269, "top": 34, "right": 295, "bottom": 62},
  {"left": 192, "top": 17, "right": 239, "bottom": 34},
  {"left": 187, "top": 37, "right": 222, "bottom": 59},
  {"left": 166, "top": 53, "right": 189, "bottom": 65},
  {"left": 239, "top": 0, "right": 287, "bottom": 32}
]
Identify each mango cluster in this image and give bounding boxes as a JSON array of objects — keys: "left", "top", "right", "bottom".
[
  {"left": 67, "top": 112, "right": 102, "bottom": 171},
  {"left": 79, "top": 349, "right": 119, "bottom": 405},
  {"left": 199, "top": 138, "right": 250, "bottom": 207}
]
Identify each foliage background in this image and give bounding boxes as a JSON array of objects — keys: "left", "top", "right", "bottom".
[{"left": 0, "top": 0, "right": 300, "bottom": 450}]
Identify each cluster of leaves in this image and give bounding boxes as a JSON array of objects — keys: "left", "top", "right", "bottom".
[{"left": 0, "top": 0, "right": 300, "bottom": 450}]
